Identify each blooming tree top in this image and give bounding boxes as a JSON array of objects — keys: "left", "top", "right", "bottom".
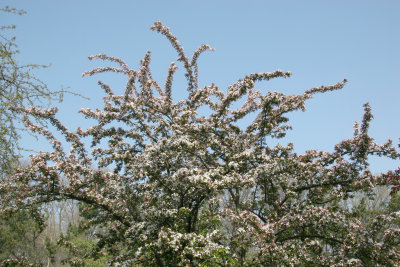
[{"left": 1, "top": 21, "right": 399, "bottom": 266}]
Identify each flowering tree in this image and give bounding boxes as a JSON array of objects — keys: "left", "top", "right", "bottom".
[{"left": 1, "top": 21, "right": 399, "bottom": 266}]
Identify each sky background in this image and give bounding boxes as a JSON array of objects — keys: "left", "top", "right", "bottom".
[{"left": 2, "top": 0, "right": 399, "bottom": 173}]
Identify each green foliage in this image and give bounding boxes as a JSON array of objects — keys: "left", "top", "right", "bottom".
[
  {"left": 388, "top": 192, "right": 400, "bottom": 213},
  {"left": 59, "top": 204, "right": 110, "bottom": 266},
  {"left": 44, "top": 237, "right": 57, "bottom": 265},
  {"left": 351, "top": 186, "right": 400, "bottom": 225},
  {"left": 60, "top": 224, "right": 109, "bottom": 266},
  {"left": 0, "top": 209, "right": 45, "bottom": 265}
]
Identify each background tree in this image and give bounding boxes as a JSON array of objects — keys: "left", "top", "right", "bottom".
[
  {"left": 60, "top": 202, "right": 110, "bottom": 266},
  {"left": 0, "top": 6, "right": 66, "bottom": 177},
  {"left": 0, "top": 208, "right": 46, "bottom": 264},
  {"left": 0, "top": 6, "right": 84, "bottom": 265},
  {"left": 0, "top": 21, "right": 399, "bottom": 266}
]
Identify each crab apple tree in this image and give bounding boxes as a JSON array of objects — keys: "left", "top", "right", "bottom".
[{"left": 1, "top": 21, "right": 399, "bottom": 266}]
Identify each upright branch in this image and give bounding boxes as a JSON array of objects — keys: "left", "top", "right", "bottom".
[{"left": 151, "top": 20, "right": 215, "bottom": 97}]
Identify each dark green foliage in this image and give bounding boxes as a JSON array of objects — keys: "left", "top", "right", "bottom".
[{"left": 0, "top": 209, "right": 45, "bottom": 265}]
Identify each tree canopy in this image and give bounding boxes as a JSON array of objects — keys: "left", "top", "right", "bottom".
[{"left": 0, "top": 20, "right": 399, "bottom": 266}]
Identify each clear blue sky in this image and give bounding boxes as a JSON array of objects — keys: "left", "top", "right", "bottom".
[{"left": 2, "top": 0, "right": 399, "bottom": 172}]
